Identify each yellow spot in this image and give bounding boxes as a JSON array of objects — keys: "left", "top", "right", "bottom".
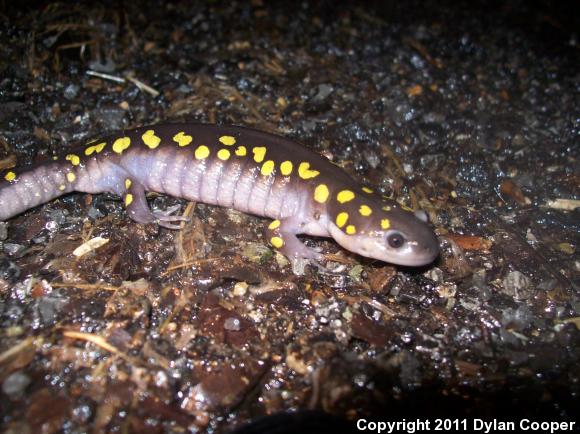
[
  {"left": 65, "top": 154, "right": 80, "bottom": 166},
  {"left": 280, "top": 161, "right": 293, "bottom": 176},
  {"left": 253, "top": 147, "right": 267, "bottom": 163},
  {"left": 336, "top": 212, "right": 349, "bottom": 228},
  {"left": 59, "top": 184, "right": 66, "bottom": 191},
  {"left": 359, "top": 205, "right": 372, "bottom": 216},
  {"left": 142, "top": 130, "right": 161, "bottom": 149},
  {"left": 52, "top": 156, "right": 58, "bottom": 160},
  {"left": 337, "top": 190, "right": 355, "bottom": 203},
  {"left": 268, "top": 219, "right": 281, "bottom": 230},
  {"left": 112, "top": 137, "right": 131, "bottom": 154},
  {"left": 381, "top": 219, "right": 391, "bottom": 229},
  {"left": 235, "top": 146, "right": 247, "bottom": 156},
  {"left": 314, "top": 184, "right": 329, "bottom": 203},
  {"left": 298, "top": 162, "right": 319, "bottom": 179},
  {"left": 84, "top": 142, "right": 106, "bottom": 156},
  {"left": 125, "top": 194, "right": 133, "bottom": 206},
  {"left": 195, "top": 145, "right": 210, "bottom": 159},
  {"left": 4, "top": 171, "right": 16, "bottom": 182},
  {"left": 125, "top": 179, "right": 132, "bottom": 189},
  {"left": 173, "top": 131, "right": 193, "bottom": 147},
  {"left": 346, "top": 225, "right": 356, "bottom": 235},
  {"left": 362, "top": 186, "right": 373, "bottom": 194},
  {"left": 67, "top": 172, "right": 76, "bottom": 182},
  {"left": 217, "top": 149, "right": 231, "bottom": 160},
  {"left": 271, "top": 236, "right": 284, "bottom": 248},
  {"left": 219, "top": 135, "right": 236, "bottom": 146},
  {"left": 382, "top": 205, "right": 391, "bottom": 212},
  {"left": 261, "top": 160, "right": 275, "bottom": 176}
]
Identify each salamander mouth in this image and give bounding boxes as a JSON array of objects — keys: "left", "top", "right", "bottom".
[
  {"left": 371, "top": 240, "right": 438, "bottom": 266},
  {"left": 388, "top": 249, "right": 439, "bottom": 266}
]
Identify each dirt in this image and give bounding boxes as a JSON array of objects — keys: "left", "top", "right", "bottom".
[{"left": 0, "top": 1, "right": 578, "bottom": 433}]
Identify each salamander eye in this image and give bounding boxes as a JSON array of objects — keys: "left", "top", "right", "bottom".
[{"left": 387, "top": 232, "right": 405, "bottom": 249}]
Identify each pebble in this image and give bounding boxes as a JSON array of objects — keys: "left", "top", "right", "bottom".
[
  {"left": 224, "top": 317, "right": 241, "bottom": 331},
  {"left": 502, "top": 270, "right": 534, "bottom": 301},
  {"left": 2, "top": 371, "right": 31, "bottom": 398}
]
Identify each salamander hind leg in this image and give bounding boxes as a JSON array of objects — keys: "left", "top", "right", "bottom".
[
  {"left": 123, "top": 178, "right": 188, "bottom": 229},
  {"left": 265, "top": 218, "right": 323, "bottom": 261}
]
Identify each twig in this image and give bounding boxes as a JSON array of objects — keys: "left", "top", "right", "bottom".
[
  {"left": 125, "top": 75, "right": 160, "bottom": 97},
  {"left": 86, "top": 70, "right": 125, "bottom": 83},
  {"left": 51, "top": 282, "right": 119, "bottom": 291},
  {"left": 62, "top": 330, "right": 142, "bottom": 366},
  {"left": 0, "top": 337, "right": 36, "bottom": 365}
]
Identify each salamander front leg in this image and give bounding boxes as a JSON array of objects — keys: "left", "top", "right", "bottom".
[
  {"left": 122, "top": 179, "right": 188, "bottom": 229},
  {"left": 265, "top": 218, "right": 323, "bottom": 261}
]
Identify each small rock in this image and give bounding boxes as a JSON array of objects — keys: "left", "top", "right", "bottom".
[
  {"left": 2, "top": 371, "right": 31, "bottom": 398},
  {"left": 0, "top": 258, "right": 20, "bottom": 280},
  {"left": 4, "top": 243, "right": 25, "bottom": 257},
  {"left": 232, "top": 282, "right": 248, "bottom": 297},
  {"left": 312, "top": 83, "right": 333, "bottom": 103},
  {"left": 36, "top": 295, "right": 68, "bottom": 326},
  {"left": 48, "top": 209, "right": 67, "bottom": 225},
  {"left": 0, "top": 222, "right": 8, "bottom": 240},
  {"left": 224, "top": 317, "right": 241, "bottom": 331},
  {"left": 63, "top": 84, "right": 79, "bottom": 100},
  {"left": 502, "top": 270, "right": 534, "bottom": 301}
]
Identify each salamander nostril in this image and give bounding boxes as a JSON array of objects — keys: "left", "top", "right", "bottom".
[{"left": 414, "top": 210, "right": 429, "bottom": 223}]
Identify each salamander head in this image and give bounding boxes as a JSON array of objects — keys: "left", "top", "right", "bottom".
[{"left": 327, "top": 195, "right": 439, "bottom": 266}]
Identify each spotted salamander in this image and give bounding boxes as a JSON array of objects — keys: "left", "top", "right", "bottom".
[{"left": 0, "top": 124, "right": 439, "bottom": 266}]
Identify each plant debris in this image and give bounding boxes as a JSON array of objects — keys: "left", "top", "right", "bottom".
[{"left": 0, "top": 1, "right": 578, "bottom": 432}]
